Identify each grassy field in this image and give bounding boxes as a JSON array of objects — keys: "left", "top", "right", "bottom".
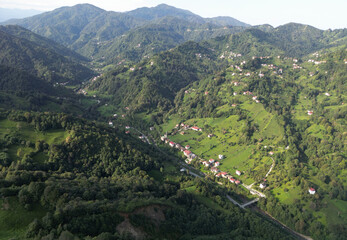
[
  {"left": 0, "top": 119, "right": 69, "bottom": 145},
  {"left": 0, "top": 197, "right": 46, "bottom": 240}
]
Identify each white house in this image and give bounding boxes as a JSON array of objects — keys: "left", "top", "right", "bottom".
[
  {"left": 309, "top": 188, "right": 316, "bottom": 195},
  {"left": 260, "top": 183, "right": 266, "bottom": 189},
  {"left": 236, "top": 170, "right": 241, "bottom": 176},
  {"left": 218, "top": 154, "right": 224, "bottom": 160}
]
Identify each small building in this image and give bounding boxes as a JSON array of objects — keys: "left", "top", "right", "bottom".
[
  {"left": 184, "top": 150, "right": 192, "bottom": 157},
  {"left": 161, "top": 136, "right": 167, "bottom": 142},
  {"left": 216, "top": 172, "right": 223, "bottom": 178},
  {"left": 269, "top": 151, "right": 274, "bottom": 155},
  {"left": 214, "top": 162, "right": 220, "bottom": 167},
  {"left": 202, "top": 161, "right": 210, "bottom": 167},
  {"left": 260, "top": 183, "right": 266, "bottom": 189},
  {"left": 211, "top": 167, "right": 219, "bottom": 173},
  {"left": 185, "top": 145, "right": 190, "bottom": 149},
  {"left": 208, "top": 134, "right": 213, "bottom": 138},
  {"left": 125, "top": 131, "right": 130, "bottom": 134},
  {"left": 221, "top": 172, "right": 228, "bottom": 178},
  {"left": 307, "top": 110, "right": 314, "bottom": 116},
  {"left": 150, "top": 127, "right": 154, "bottom": 131},
  {"left": 205, "top": 91, "right": 209, "bottom": 95},
  {"left": 108, "top": 122, "right": 113, "bottom": 126},
  {"left": 180, "top": 131, "right": 185, "bottom": 135},
  {"left": 235, "top": 180, "right": 241, "bottom": 185},
  {"left": 125, "top": 126, "right": 130, "bottom": 129},
  {"left": 209, "top": 159, "right": 215, "bottom": 164},
  {"left": 236, "top": 170, "right": 241, "bottom": 176},
  {"left": 218, "top": 154, "right": 224, "bottom": 160},
  {"left": 169, "top": 141, "right": 175, "bottom": 147},
  {"left": 233, "top": 92, "right": 238, "bottom": 96},
  {"left": 229, "top": 178, "right": 235, "bottom": 183},
  {"left": 191, "top": 126, "right": 201, "bottom": 131},
  {"left": 325, "top": 92, "right": 331, "bottom": 97},
  {"left": 309, "top": 188, "right": 316, "bottom": 195},
  {"left": 252, "top": 96, "right": 258, "bottom": 100}
]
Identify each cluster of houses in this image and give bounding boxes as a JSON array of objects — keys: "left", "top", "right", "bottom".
[
  {"left": 204, "top": 161, "right": 242, "bottom": 185},
  {"left": 307, "top": 59, "right": 327, "bottom": 65},
  {"left": 161, "top": 135, "right": 197, "bottom": 163},
  {"left": 293, "top": 63, "right": 302, "bottom": 69}
]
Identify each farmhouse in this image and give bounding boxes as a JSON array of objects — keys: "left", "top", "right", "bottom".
[
  {"left": 202, "top": 161, "right": 210, "bottom": 167},
  {"left": 216, "top": 172, "right": 223, "bottom": 178},
  {"left": 184, "top": 150, "right": 192, "bottom": 157},
  {"left": 214, "top": 162, "right": 220, "bottom": 167},
  {"left": 235, "top": 180, "right": 241, "bottom": 185},
  {"left": 309, "top": 188, "right": 316, "bottom": 195},
  {"left": 185, "top": 145, "right": 190, "bottom": 149},
  {"left": 191, "top": 126, "right": 202, "bottom": 131},
  {"left": 307, "top": 110, "right": 314, "bottom": 116},
  {"left": 229, "top": 178, "right": 235, "bottom": 183},
  {"left": 169, "top": 141, "right": 175, "bottom": 147},
  {"left": 236, "top": 170, "right": 241, "bottom": 176},
  {"left": 221, "top": 172, "right": 228, "bottom": 178},
  {"left": 218, "top": 154, "right": 224, "bottom": 160},
  {"left": 211, "top": 167, "right": 219, "bottom": 173}
]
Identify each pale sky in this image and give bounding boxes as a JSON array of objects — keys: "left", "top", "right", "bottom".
[{"left": 1, "top": 0, "right": 346, "bottom": 30}]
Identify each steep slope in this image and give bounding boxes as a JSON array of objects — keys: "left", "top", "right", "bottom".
[
  {"left": 204, "top": 23, "right": 347, "bottom": 58},
  {"left": 0, "top": 65, "right": 54, "bottom": 93},
  {"left": 89, "top": 41, "right": 228, "bottom": 111},
  {"left": 0, "top": 28, "right": 94, "bottom": 84},
  {"left": 3, "top": 4, "right": 105, "bottom": 46},
  {"left": 0, "top": 25, "right": 88, "bottom": 62}
]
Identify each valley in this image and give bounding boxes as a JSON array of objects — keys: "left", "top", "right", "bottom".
[{"left": 0, "top": 3, "right": 346, "bottom": 240}]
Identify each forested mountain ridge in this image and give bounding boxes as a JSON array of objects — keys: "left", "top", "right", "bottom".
[
  {"left": 2, "top": 4, "right": 249, "bottom": 64},
  {"left": 0, "top": 27, "right": 94, "bottom": 84},
  {"left": 88, "top": 41, "right": 228, "bottom": 112}
]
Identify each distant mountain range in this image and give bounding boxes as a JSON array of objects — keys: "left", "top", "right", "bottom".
[
  {"left": 0, "top": 8, "right": 42, "bottom": 22},
  {"left": 2, "top": 4, "right": 250, "bottom": 63}
]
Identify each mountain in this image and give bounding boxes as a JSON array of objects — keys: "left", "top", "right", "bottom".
[
  {"left": 89, "top": 41, "right": 227, "bottom": 111},
  {"left": 204, "top": 23, "right": 347, "bottom": 58},
  {"left": 0, "top": 64, "right": 54, "bottom": 93},
  {"left": 0, "top": 27, "right": 94, "bottom": 84},
  {"left": 2, "top": 4, "right": 249, "bottom": 63},
  {"left": 206, "top": 16, "right": 251, "bottom": 27},
  {"left": 0, "top": 8, "right": 42, "bottom": 22},
  {"left": 82, "top": 16, "right": 246, "bottom": 63},
  {"left": 0, "top": 25, "right": 88, "bottom": 62},
  {"left": 3, "top": 4, "right": 106, "bottom": 46}
]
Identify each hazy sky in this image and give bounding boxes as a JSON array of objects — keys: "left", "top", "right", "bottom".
[{"left": 1, "top": 0, "right": 346, "bottom": 30}]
